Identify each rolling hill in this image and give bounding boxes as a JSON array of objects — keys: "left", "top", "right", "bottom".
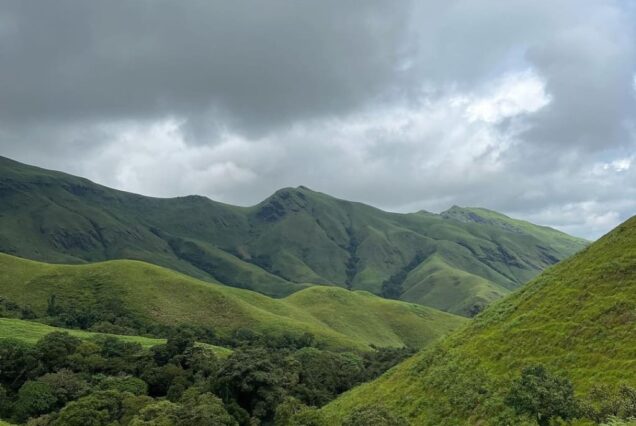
[
  {"left": 323, "top": 216, "right": 636, "bottom": 424},
  {"left": 0, "top": 156, "right": 587, "bottom": 316},
  {"left": 0, "top": 253, "right": 466, "bottom": 352}
]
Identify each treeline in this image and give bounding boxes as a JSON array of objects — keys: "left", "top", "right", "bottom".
[
  {"left": 2, "top": 294, "right": 315, "bottom": 350},
  {"left": 0, "top": 329, "right": 414, "bottom": 425},
  {"left": 38, "top": 294, "right": 327, "bottom": 351}
]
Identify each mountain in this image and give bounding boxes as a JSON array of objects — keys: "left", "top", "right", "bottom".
[
  {"left": 323, "top": 216, "right": 636, "bottom": 424},
  {"left": 0, "top": 156, "right": 587, "bottom": 316},
  {"left": 0, "top": 253, "right": 466, "bottom": 351}
]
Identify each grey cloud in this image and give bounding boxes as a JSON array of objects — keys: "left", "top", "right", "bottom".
[
  {"left": 0, "top": 1, "right": 411, "bottom": 135},
  {"left": 521, "top": 4, "right": 636, "bottom": 151}
]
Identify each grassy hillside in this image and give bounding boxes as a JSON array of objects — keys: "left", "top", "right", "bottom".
[
  {"left": 0, "top": 317, "right": 232, "bottom": 357},
  {"left": 0, "top": 253, "right": 466, "bottom": 352},
  {"left": 0, "top": 156, "right": 587, "bottom": 316},
  {"left": 0, "top": 317, "right": 165, "bottom": 347},
  {"left": 324, "top": 216, "right": 636, "bottom": 424}
]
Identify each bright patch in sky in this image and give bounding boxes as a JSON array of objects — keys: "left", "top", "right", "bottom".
[{"left": 466, "top": 71, "right": 551, "bottom": 123}]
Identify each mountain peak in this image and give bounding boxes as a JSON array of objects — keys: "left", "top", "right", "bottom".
[
  {"left": 441, "top": 206, "right": 499, "bottom": 225},
  {"left": 255, "top": 187, "right": 315, "bottom": 222}
]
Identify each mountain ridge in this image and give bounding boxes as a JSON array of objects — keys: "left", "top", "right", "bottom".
[{"left": 0, "top": 156, "right": 588, "bottom": 316}]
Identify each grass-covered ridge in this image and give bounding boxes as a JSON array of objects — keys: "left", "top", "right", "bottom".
[
  {"left": 323, "top": 216, "right": 636, "bottom": 424},
  {"left": 0, "top": 253, "right": 466, "bottom": 352},
  {"left": 0, "top": 156, "right": 587, "bottom": 316}
]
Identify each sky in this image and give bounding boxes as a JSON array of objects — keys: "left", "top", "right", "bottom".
[{"left": 1, "top": 1, "right": 635, "bottom": 239}]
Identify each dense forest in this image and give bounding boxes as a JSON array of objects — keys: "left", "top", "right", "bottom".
[{"left": 0, "top": 326, "right": 416, "bottom": 425}]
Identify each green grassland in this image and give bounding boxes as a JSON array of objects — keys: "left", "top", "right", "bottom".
[
  {"left": 0, "top": 317, "right": 164, "bottom": 347},
  {"left": 323, "top": 216, "right": 636, "bottom": 424},
  {"left": 0, "top": 253, "right": 467, "bottom": 352},
  {"left": 0, "top": 156, "right": 587, "bottom": 316},
  {"left": 0, "top": 317, "right": 232, "bottom": 357}
]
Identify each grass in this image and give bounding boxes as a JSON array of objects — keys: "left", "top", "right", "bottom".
[
  {"left": 0, "top": 317, "right": 232, "bottom": 357},
  {"left": 0, "top": 156, "right": 587, "bottom": 316},
  {"left": 323, "top": 215, "right": 636, "bottom": 424},
  {"left": 0, "top": 317, "right": 163, "bottom": 347},
  {"left": 0, "top": 253, "right": 467, "bottom": 352}
]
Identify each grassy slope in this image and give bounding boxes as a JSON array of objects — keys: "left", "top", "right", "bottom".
[
  {"left": 0, "top": 317, "right": 164, "bottom": 347},
  {"left": 0, "top": 156, "right": 587, "bottom": 316},
  {"left": 0, "top": 318, "right": 233, "bottom": 357},
  {"left": 324, "top": 216, "right": 636, "bottom": 424},
  {"left": 0, "top": 253, "right": 466, "bottom": 352},
  {"left": 399, "top": 254, "right": 510, "bottom": 316}
]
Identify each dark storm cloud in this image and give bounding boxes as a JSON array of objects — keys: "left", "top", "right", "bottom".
[{"left": 0, "top": 1, "right": 410, "bottom": 134}]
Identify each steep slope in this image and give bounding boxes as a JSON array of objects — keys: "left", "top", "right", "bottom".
[
  {"left": 0, "top": 156, "right": 587, "bottom": 315},
  {"left": 324, "top": 216, "right": 636, "bottom": 424},
  {"left": 0, "top": 253, "right": 466, "bottom": 352}
]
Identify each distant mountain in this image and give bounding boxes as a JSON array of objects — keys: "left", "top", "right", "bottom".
[
  {"left": 0, "top": 253, "right": 466, "bottom": 351},
  {"left": 323, "top": 216, "right": 636, "bottom": 424},
  {"left": 0, "top": 156, "right": 587, "bottom": 316}
]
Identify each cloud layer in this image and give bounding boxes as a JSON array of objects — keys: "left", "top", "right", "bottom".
[{"left": 1, "top": 0, "right": 635, "bottom": 239}]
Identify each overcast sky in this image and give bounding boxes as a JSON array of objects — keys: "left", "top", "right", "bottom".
[{"left": 1, "top": 1, "right": 635, "bottom": 239}]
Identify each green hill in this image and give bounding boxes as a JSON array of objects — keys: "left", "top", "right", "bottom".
[
  {"left": 0, "top": 253, "right": 466, "bottom": 352},
  {"left": 0, "top": 156, "right": 586, "bottom": 316},
  {"left": 323, "top": 216, "right": 636, "bottom": 424},
  {"left": 0, "top": 317, "right": 232, "bottom": 358}
]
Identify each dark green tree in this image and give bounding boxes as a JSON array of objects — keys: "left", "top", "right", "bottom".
[
  {"left": 504, "top": 365, "right": 579, "bottom": 426},
  {"left": 128, "top": 400, "right": 180, "bottom": 425},
  {"left": 293, "top": 347, "right": 364, "bottom": 405},
  {"left": 35, "top": 332, "right": 81, "bottom": 372},
  {"left": 178, "top": 390, "right": 237, "bottom": 426},
  {"left": 0, "top": 338, "right": 39, "bottom": 391},
  {"left": 13, "top": 381, "right": 57, "bottom": 423},
  {"left": 216, "top": 347, "right": 299, "bottom": 421},
  {"left": 580, "top": 384, "right": 636, "bottom": 423},
  {"left": 38, "top": 369, "right": 89, "bottom": 406},
  {"left": 52, "top": 390, "right": 125, "bottom": 426},
  {"left": 141, "top": 364, "right": 188, "bottom": 397}
]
